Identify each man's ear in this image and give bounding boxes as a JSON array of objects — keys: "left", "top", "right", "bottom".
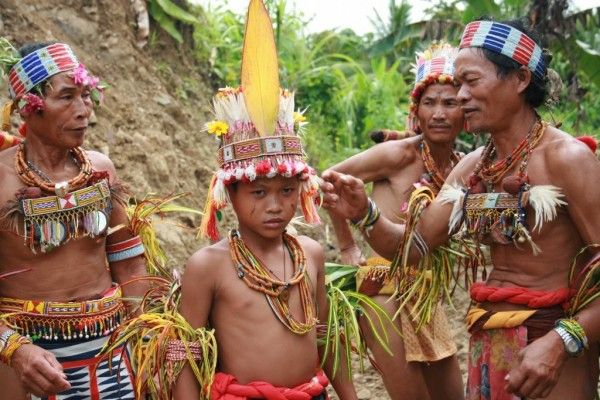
[{"left": 515, "top": 66, "right": 532, "bottom": 95}]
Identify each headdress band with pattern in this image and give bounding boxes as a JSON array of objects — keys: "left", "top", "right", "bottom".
[
  {"left": 8, "top": 43, "right": 79, "bottom": 98},
  {"left": 459, "top": 20, "right": 545, "bottom": 80}
]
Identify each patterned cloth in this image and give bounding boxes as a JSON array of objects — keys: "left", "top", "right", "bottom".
[
  {"left": 466, "top": 306, "right": 564, "bottom": 400},
  {"left": 356, "top": 258, "right": 457, "bottom": 362},
  {"left": 467, "top": 326, "right": 526, "bottom": 400},
  {"left": 31, "top": 336, "right": 136, "bottom": 400}
]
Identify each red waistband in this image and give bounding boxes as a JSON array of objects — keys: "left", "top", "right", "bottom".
[
  {"left": 210, "top": 370, "right": 329, "bottom": 400},
  {"left": 470, "top": 282, "right": 572, "bottom": 309}
]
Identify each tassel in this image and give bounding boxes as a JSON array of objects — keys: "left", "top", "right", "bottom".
[
  {"left": 300, "top": 175, "right": 320, "bottom": 224},
  {"left": 199, "top": 176, "right": 221, "bottom": 241},
  {"left": 1, "top": 100, "right": 14, "bottom": 131}
]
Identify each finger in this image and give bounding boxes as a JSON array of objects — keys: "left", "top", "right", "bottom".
[
  {"left": 527, "top": 380, "right": 551, "bottom": 399},
  {"left": 24, "top": 371, "right": 58, "bottom": 397},
  {"left": 321, "top": 169, "right": 338, "bottom": 182},
  {"left": 504, "top": 369, "right": 527, "bottom": 394},
  {"left": 513, "top": 376, "right": 539, "bottom": 398},
  {"left": 43, "top": 351, "right": 64, "bottom": 372},
  {"left": 35, "top": 357, "right": 70, "bottom": 391}
]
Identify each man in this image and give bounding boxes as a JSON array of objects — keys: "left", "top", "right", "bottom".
[
  {"left": 327, "top": 43, "right": 464, "bottom": 399},
  {"left": 0, "top": 40, "right": 147, "bottom": 399},
  {"left": 322, "top": 18, "right": 600, "bottom": 399}
]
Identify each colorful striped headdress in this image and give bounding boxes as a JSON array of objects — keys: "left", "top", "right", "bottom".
[
  {"left": 459, "top": 20, "right": 545, "bottom": 80},
  {"left": 198, "top": 0, "right": 320, "bottom": 241},
  {"left": 408, "top": 42, "right": 458, "bottom": 132},
  {"left": 7, "top": 42, "right": 79, "bottom": 99}
]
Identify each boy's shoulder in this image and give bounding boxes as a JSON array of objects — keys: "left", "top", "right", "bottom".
[
  {"left": 294, "top": 234, "right": 324, "bottom": 264},
  {"left": 184, "top": 239, "right": 231, "bottom": 279}
]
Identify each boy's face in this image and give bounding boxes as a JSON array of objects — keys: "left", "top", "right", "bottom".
[{"left": 229, "top": 175, "right": 301, "bottom": 239}]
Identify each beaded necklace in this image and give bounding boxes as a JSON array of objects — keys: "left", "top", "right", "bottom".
[
  {"left": 228, "top": 229, "right": 317, "bottom": 335},
  {"left": 14, "top": 142, "right": 93, "bottom": 195},
  {"left": 420, "top": 139, "right": 461, "bottom": 193},
  {"left": 469, "top": 120, "right": 546, "bottom": 191}
]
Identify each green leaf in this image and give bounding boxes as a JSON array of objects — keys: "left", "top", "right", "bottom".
[
  {"left": 156, "top": 0, "right": 199, "bottom": 25},
  {"left": 150, "top": 1, "right": 183, "bottom": 43}
]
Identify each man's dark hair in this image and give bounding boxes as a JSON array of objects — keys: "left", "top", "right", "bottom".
[
  {"left": 478, "top": 17, "right": 550, "bottom": 108},
  {"left": 18, "top": 41, "right": 57, "bottom": 57}
]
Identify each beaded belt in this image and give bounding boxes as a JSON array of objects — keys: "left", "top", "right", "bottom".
[{"left": 0, "top": 286, "right": 126, "bottom": 341}]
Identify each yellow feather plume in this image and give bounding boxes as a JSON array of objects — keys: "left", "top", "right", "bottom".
[{"left": 241, "top": 0, "right": 280, "bottom": 137}]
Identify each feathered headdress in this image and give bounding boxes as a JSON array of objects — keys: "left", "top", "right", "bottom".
[
  {"left": 199, "top": 0, "right": 320, "bottom": 241},
  {"left": 408, "top": 42, "right": 458, "bottom": 133}
]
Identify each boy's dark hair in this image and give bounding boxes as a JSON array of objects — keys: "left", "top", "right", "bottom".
[{"left": 477, "top": 17, "right": 550, "bottom": 108}]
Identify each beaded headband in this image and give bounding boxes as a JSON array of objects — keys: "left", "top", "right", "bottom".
[
  {"left": 198, "top": 0, "right": 320, "bottom": 241},
  {"left": 408, "top": 43, "right": 458, "bottom": 133},
  {"left": 460, "top": 20, "right": 545, "bottom": 80},
  {"left": 7, "top": 43, "right": 79, "bottom": 99}
]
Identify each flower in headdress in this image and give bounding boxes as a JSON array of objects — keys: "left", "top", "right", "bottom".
[
  {"left": 72, "top": 64, "right": 100, "bottom": 88},
  {"left": 206, "top": 120, "right": 229, "bottom": 136},
  {"left": 293, "top": 111, "right": 306, "bottom": 124},
  {"left": 18, "top": 93, "right": 45, "bottom": 114}
]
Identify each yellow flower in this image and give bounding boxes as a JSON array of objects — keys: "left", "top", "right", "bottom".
[
  {"left": 293, "top": 112, "right": 306, "bottom": 124},
  {"left": 206, "top": 120, "right": 229, "bottom": 136}
]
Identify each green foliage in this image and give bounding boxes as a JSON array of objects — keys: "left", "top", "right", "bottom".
[{"left": 149, "top": 0, "right": 199, "bottom": 43}]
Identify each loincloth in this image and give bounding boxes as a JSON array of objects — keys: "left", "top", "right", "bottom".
[
  {"left": 357, "top": 257, "right": 457, "bottom": 362},
  {"left": 466, "top": 282, "right": 567, "bottom": 400},
  {"left": 0, "top": 286, "right": 136, "bottom": 399},
  {"left": 210, "top": 369, "right": 329, "bottom": 400}
]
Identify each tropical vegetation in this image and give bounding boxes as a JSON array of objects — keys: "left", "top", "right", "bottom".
[{"left": 147, "top": 0, "right": 600, "bottom": 170}]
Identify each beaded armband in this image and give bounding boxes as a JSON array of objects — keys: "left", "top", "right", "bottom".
[
  {"left": 0, "top": 330, "right": 31, "bottom": 365},
  {"left": 106, "top": 236, "right": 145, "bottom": 263},
  {"left": 166, "top": 339, "right": 203, "bottom": 362},
  {"left": 350, "top": 198, "right": 380, "bottom": 235}
]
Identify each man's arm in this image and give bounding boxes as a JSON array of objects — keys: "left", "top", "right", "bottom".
[
  {"left": 310, "top": 239, "right": 358, "bottom": 400},
  {"left": 173, "top": 247, "right": 217, "bottom": 400},
  {"left": 506, "top": 137, "right": 600, "bottom": 398}
]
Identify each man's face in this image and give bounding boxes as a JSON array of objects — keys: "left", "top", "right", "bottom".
[
  {"left": 229, "top": 175, "right": 300, "bottom": 240},
  {"left": 23, "top": 72, "right": 93, "bottom": 149},
  {"left": 417, "top": 83, "right": 463, "bottom": 144},
  {"left": 454, "top": 48, "right": 522, "bottom": 134}
]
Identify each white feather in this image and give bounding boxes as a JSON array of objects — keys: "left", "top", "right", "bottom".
[
  {"left": 528, "top": 185, "right": 567, "bottom": 233},
  {"left": 438, "top": 182, "right": 466, "bottom": 234}
]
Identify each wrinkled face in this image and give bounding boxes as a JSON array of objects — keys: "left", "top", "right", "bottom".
[
  {"left": 22, "top": 72, "right": 93, "bottom": 149},
  {"left": 229, "top": 175, "right": 300, "bottom": 239},
  {"left": 416, "top": 83, "right": 463, "bottom": 144},
  {"left": 454, "top": 48, "right": 524, "bottom": 134}
]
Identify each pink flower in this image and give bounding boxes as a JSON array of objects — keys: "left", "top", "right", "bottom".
[
  {"left": 71, "top": 64, "right": 100, "bottom": 88},
  {"left": 20, "top": 93, "right": 45, "bottom": 113}
]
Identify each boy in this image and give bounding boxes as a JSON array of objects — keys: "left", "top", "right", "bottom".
[{"left": 173, "top": 1, "right": 357, "bottom": 399}]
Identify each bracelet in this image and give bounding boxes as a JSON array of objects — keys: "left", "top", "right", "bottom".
[
  {"left": 165, "top": 339, "right": 203, "bottom": 362},
  {"left": 0, "top": 332, "right": 31, "bottom": 365},
  {"left": 555, "top": 318, "right": 588, "bottom": 349},
  {"left": 350, "top": 198, "right": 380, "bottom": 234}
]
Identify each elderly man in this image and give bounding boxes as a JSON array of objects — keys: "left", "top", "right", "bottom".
[
  {"left": 326, "top": 42, "right": 464, "bottom": 399},
  {"left": 0, "top": 40, "right": 146, "bottom": 399},
  {"left": 322, "top": 19, "right": 600, "bottom": 400}
]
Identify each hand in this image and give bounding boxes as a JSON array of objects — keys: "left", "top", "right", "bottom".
[
  {"left": 320, "top": 170, "right": 369, "bottom": 221},
  {"left": 11, "top": 343, "right": 71, "bottom": 397},
  {"left": 505, "top": 330, "right": 567, "bottom": 398},
  {"left": 340, "top": 244, "right": 366, "bottom": 266}
]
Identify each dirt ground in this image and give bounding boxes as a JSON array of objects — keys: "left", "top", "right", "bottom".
[{"left": 0, "top": 1, "right": 472, "bottom": 398}]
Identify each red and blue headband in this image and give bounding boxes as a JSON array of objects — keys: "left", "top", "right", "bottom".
[
  {"left": 460, "top": 21, "right": 545, "bottom": 80},
  {"left": 8, "top": 43, "right": 79, "bottom": 98}
]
